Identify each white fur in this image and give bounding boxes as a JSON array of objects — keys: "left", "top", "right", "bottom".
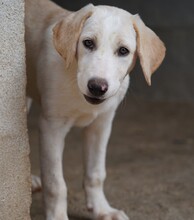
[
  {"left": 26, "top": 1, "right": 165, "bottom": 219},
  {"left": 37, "top": 11, "right": 130, "bottom": 218}
]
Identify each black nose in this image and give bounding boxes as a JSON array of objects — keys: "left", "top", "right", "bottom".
[{"left": 87, "top": 78, "right": 108, "bottom": 97}]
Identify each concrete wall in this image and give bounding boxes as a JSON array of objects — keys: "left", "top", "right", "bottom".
[
  {"left": 0, "top": 0, "right": 31, "bottom": 219},
  {"left": 54, "top": 0, "right": 194, "bottom": 103}
]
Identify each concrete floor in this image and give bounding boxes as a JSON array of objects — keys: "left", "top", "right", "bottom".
[{"left": 29, "top": 95, "right": 194, "bottom": 220}]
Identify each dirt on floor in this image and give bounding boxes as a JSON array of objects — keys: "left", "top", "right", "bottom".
[{"left": 29, "top": 95, "right": 194, "bottom": 220}]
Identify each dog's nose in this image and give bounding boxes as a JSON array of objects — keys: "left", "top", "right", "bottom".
[{"left": 87, "top": 78, "right": 108, "bottom": 97}]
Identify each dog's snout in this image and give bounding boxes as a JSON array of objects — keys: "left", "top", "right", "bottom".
[{"left": 88, "top": 78, "right": 108, "bottom": 97}]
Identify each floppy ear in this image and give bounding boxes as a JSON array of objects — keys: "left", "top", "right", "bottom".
[
  {"left": 53, "top": 4, "right": 94, "bottom": 68},
  {"left": 133, "top": 15, "right": 166, "bottom": 85}
]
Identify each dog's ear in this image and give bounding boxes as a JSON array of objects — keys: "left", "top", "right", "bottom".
[
  {"left": 53, "top": 4, "right": 94, "bottom": 68},
  {"left": 132, "top": 15, "right": 166, "bottom": 85}
]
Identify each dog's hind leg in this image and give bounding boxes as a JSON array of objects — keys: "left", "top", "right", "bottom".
[
  {"left": 32, "top": 175, "right": 42, "bottom": 192},
  {"left": 27, "top": 97, "right": 42, "bottom": 193},
  {"left": 27, "top": 97, "right": 33, "bottom": 113}
]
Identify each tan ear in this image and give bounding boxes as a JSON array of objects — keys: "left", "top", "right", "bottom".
[
  {"left": 133, "top": 15, "right": 166, "bottom": 85},
  {"left": 53, "top": 4, "right": 94, "bottom": 68}
]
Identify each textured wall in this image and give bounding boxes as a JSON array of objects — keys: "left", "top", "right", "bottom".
[{"left": 0, "top": 0, "right": 31, "bottom": 219}]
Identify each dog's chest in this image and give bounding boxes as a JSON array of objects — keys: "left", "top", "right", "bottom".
[
  {"left": 74, "top": 111, "right": 98, "bottom": 127},
  {"left": 45, "top": 97, "right": 100, "bottom": 127},
  {"left": 59, "top": 104, "right": 100, "bottom": 127}
]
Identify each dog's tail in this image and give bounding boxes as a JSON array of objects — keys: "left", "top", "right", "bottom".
[{"left": 31, "top": 175, "right": 42, "bottom": 193}]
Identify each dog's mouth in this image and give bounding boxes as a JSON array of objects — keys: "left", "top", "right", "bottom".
[{"left": 84, "top": 95, "right": 106, "bottom": 105}]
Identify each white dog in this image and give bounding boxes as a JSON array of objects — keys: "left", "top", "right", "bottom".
[{"left": 25, "top": 0, "right": 165, "bottom": 219}]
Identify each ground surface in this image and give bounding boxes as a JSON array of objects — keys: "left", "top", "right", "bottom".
[{"left": 30, "top": 95, "right": 194, "bottom": 220}]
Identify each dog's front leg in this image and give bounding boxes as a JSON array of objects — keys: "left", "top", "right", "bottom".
[
  {"left": 83, "top": 111, "right": 129, "bottom": 220},
  {"left": 39, "top": 115, "right": 72, "bottom": 220}
]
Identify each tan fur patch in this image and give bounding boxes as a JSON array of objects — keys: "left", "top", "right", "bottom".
[
  {"left": 53, "top": 4, "right": 94, "bottom": 68},
  {"left": 133, "top": 15, "right": 166, "bottom": 85}
]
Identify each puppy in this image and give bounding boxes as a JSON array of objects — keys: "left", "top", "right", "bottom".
[{"left": 25, "top": 0, "right": 165, "bottom": 219}]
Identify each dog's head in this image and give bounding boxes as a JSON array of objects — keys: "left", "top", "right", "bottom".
[{"left": 53, "top": 5, "right": 166, "bottom": 105}]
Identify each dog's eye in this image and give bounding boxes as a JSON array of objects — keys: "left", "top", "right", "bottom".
[
  {"left": 83, "top": 39, "right": 95, "bottom": 50},
  {"left": 118, "top": 47, "right": 129, "bottom": 56}
]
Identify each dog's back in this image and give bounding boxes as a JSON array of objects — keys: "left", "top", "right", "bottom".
[{"left": 25, "top": 0, "right": 69, "bottom": 102}]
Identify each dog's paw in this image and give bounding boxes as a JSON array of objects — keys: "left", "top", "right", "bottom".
[
  {"left": 31, "top": 175, "right": 42, "bottom": 193},
  {"left": 97, "top": 210, "right": 129, "bottom": 220}
]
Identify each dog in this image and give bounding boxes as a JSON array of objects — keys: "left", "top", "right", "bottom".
[{"left": 25, "top": 0, "right": 166, "bottom": 219}]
